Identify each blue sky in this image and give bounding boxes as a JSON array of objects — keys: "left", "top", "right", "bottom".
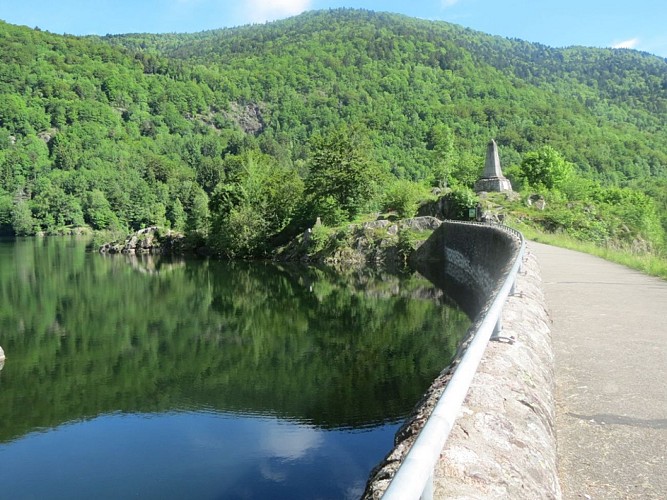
[{"left": 1, "top": 0, "right": 665, "bottom": 57}]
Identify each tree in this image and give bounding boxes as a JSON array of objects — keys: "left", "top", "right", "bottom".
[
  {"left": 0, "top": 12, "right": 665, "bottom": 250},
  {"left": 0, "top": 192, "right": 13, "bottom": 234},
  {"left": 451, "top": 151, "right": 483, "bottom": 189},
  {"left": 383, "top": 179, "right": 429, "bottom": 218},
  {"left": 209, "top": 151, "right": 303, "bottom": 257},
  {"left": 187, "top": 188, "right": 210, "bottom": 236},
  {"left": 169, "top": 198, "right": 186, "bottom": 232},
  {"left": 0, "top": 95, "right": 31, "bottom": 135},
  {"left": 520, "top": 146, "right": 574, "bottom": 191},
  {"left": 427, "top": 124, "right": 455, "bottom": 188},
  {"left": 213, "top": 205, "right": 269, "bottom": 258},
  {"left": 11, "top": 189, "right": 35, "bottom": 236},
  {"left": 443, "top": 186, "right": 478, "bottom": 220},
  {"left": 85, "top": 189, "right": 120, "bottom": 230},
  {"left": 29, "top": 178, "right": 85, "bottom": 231},
  {"left": 304, "top": 124, "right": 382, "bottom": 222}
]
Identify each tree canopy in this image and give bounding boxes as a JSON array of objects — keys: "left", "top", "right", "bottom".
[
  {"left": 520, "top": 146, "right": 574, "bottom": 190},
  {"left": 0, "top": 10, "right": 665, "bottom": 254}
]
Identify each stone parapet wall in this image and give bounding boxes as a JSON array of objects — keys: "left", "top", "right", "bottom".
[
  {"left": 434, "top": 248, "right": 560, "bottom": 498},
  {"left": 364, "top": 223, "right": 560, "bottom": 499}
]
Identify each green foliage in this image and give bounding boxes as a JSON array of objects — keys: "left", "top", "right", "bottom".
[
  {"left": 509, "top": 173, "right": 664, "bottom": 252},
  {"left": 168, "top": 197, "right": 186, "bottom": 232},
  {"left": 450, "top": 151, "right": 484, "bottom": 189},
  {"left": 503, "top": 164, "right": 527, "bottom": 192},
  {"left": 520, "top": 146, "right": 574, "bottom": 190},
  {"left": 0, "top": 11, "right": 664, "bottom": 253},
  {"left": 444, "top": 186, "right": 479, "bottom": 220},
  {"left": 213, "top": 204, "right": 268, "bottom": 258},
  {"left": 209, "top": 151, "right": 303, "bottom": 257},
  {"left": 590, "top": 185, "right": 663, "bottom": 248},
  {"left": 304, "top": 124, "right": 383, "bottom": 222},
  {"left": 85, "top": 189, "right": 120, "bottom": 230},
  {"left": 427, "top": 124, "right": 455, "bottom": 188},
  {"left": 631, "top": 177, "right": 667, "bottom": 238},
  {"left": 383, "top": 179, "right": 432, "bottom": 218},
  {"left": 510, "top": 219, "right": 667, "bottom": 280},
  {"left": 186, "top": 188, "right": 210, "bottom": 236},
  {"left": 396, "top": 227, "right": 434, "bottom": 264},
  {"left": 31, "top": 179, "right": 85, "bottom": 231},
  {"left": 0, "top": 192, "right": 12, "bottom": 234},
  {"left": 308, "top": 222, "right": 334, "bottom": 253},
  {"left": 10, "top": 192, "right": 35, "bottom": 236},
  {"left": 304, "top": 195, "right": 348, "bottom": 227}
]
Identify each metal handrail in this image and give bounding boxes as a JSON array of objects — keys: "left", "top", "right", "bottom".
[{"left": 381, "top": 222, "right": 525, "bottom": 500}]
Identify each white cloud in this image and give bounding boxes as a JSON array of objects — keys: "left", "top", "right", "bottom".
[
  {"left": 612, "top": 37, "right": 640, "bottom": 49},
  {"left": 260, "top": 422, "right": 322, "bottom": 461},
  {"left": 441, "top": 0, "right": 461, "bottom": 7},
  {"left": 244, "top": 0, "right": 312, "bottom": 23}
]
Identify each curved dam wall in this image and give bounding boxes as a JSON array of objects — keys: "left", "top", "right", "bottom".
[
  {"left": 409, "top": 221, "right": 519, "bottom": 317},
  {"left": 364, "top": 222, "right": 561, "bottom": 499}
]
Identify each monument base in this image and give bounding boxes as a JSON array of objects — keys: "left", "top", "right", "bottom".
[{"left": 475, "top": 177, "right": 512, "bottom": 193}]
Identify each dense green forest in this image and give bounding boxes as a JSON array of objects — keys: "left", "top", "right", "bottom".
[{"left": 0, "top": 9, "right": 665, "bottom": 256}]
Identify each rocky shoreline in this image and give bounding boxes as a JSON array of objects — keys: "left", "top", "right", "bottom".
[
  {"left": 98, "top": 216, "right": 443, "bottom": 267},
  {"left": 274, "top": 216, "right": 442, "bottom": 266},
  {"left": 98, "top": 226, "right": 186, "bottom": 255}
]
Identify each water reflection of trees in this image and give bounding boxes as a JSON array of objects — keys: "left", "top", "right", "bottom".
[{"left": 0, "top": 238, "right": 470, "bottom": 443}]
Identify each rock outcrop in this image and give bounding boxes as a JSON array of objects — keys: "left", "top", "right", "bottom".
[
  {"left": 99, "top": 227, "right": 185, "bottom": 255},
  {"left": 275, "top": 216, "right": 442, "bottom": 266}
]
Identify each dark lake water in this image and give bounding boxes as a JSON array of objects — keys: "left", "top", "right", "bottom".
[{"left": 0, "top": 237, "right": 470, "bottom": 499}]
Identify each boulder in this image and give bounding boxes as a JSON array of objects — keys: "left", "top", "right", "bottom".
[
  {"left": 99, "top": 227, "right": 185, "bottom": 255},
  {"left": 527, "top": 194, "right": 547, "bottom": 211},
  {"left": 399, "top": 216, "right": 442, "bottom": 232}
]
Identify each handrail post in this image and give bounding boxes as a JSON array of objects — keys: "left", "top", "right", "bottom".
[
  {"left": 421, "top": 472, "right": 434, "bottom": 500},
  {"left": 490, "top": 310, "right": 515, "bottom": 344},
  {"left": 493, "top": 316, "right": 502, "bottom": 337}
]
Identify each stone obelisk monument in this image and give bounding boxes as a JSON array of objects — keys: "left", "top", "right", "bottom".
[{"left": 474, "top": 139, "right": 512, "bottom": 192}]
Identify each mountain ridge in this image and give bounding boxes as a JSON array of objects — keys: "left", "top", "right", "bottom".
[{"left": 0, "top": 9, "right": 665, "bottom": 249}]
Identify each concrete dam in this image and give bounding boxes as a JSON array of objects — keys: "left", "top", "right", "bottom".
[{"left": 365, "top": 221, "right": 561, "bottom": 499}]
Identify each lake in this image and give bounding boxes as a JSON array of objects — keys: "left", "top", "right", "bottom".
[{"left": 0, "top": 237, "right": 470, "bottom": 499}]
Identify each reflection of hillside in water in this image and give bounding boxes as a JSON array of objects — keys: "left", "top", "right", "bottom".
[{"left": 0, "top": 238, "right": 470, "bottom": 444}]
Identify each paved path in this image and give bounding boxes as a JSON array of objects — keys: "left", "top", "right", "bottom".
[{"left": 530, "top": 242, "right": 667, "bottom": 499}]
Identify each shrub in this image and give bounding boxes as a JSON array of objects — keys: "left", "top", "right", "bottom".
[
  {"left": 383, "top": 179, "right": 430, "bottom": 218},
  {"left": 444, "top": 186, "right": 478, "bottom": 220}
]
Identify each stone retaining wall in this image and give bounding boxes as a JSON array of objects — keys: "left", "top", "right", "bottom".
[
  {"left": 364, "top": 223, "right": 560, "bottom": 499},
  {"left": 434, "top": 248, "right": 560, "bottom": 498}
]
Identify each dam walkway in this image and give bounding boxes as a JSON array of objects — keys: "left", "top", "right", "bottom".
[{"left": 531, "top": 242, "right": 667, "bottom": 499}]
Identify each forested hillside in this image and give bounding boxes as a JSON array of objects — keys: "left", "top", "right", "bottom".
[{"left": 1, "top": 9, "right": 665, "bottom": 256}]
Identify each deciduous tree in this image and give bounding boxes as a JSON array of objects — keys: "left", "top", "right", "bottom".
[{"left": 520, "top": 146, "right": 574, "bottom": 190}]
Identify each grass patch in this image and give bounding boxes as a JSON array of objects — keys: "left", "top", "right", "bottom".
[{"left": 509, "top": 219, "right": 667, "bottom": 280}]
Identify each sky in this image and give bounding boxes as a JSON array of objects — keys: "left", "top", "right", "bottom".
[{"left": 0, "top": 0, "right": 665, "bottom": 58}]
